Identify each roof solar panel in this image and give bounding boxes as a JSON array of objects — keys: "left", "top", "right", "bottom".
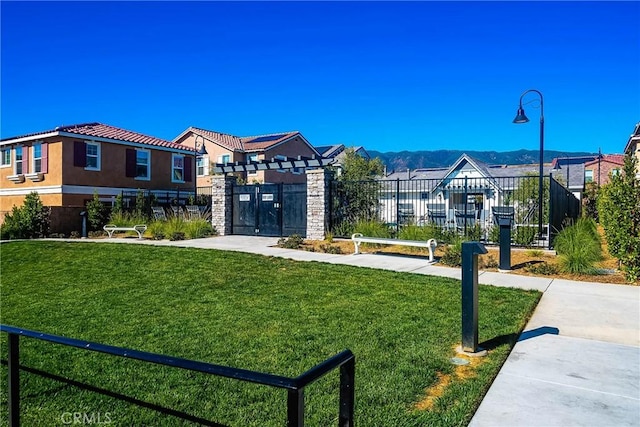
[{"left": 249, "top": 134, "right": 284, "bottom": 143}]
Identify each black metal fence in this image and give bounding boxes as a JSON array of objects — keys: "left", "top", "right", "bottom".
[
  {"left": 118, "top": 187, "right": 212, "bottom": 217},
  {"left": 330, "top": 174, "right": 580, "bottom": 248},
  {"left": 1, "top": 324, "right": 355, "bottom": 427}
]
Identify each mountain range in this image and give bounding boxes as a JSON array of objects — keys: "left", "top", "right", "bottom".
[{"left": 367, "top": 149, "right": 597, "bottom": 171}]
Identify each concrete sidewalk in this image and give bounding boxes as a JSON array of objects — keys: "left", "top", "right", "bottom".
[{"left": 70, "top": 235, "right": 640, "bottom": 426}]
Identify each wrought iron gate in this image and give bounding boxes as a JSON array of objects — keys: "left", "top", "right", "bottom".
[{"left": 232, "top": 183, "right": 307, "bottom": 237}]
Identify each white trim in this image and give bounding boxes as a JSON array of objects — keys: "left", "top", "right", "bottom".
[
  {"left": 1, "top": 131, "right": 193, "bottom": 155},
  {"left": 196, "top": 154, "right": 209, "bottom": 177},
  {"left": 25, "top": 172, "right": 44, "bottom": 182},
  {"left": 85, "top": 141, "right": 101, "bottom": 171},
  {"left": 0, "top": 132, "right": 59, "bottom": 145}
]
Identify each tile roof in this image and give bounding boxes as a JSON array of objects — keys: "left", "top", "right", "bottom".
[
  {"left": 189, "top": 127, "right": 244, "bottom": 151},
  {"left": 186, "top": 127, "right": 300, "bottom": 152},
  {"left": 584, "top": 154, "right": 625, "bottom": 167},
  {"left": 2, "top": 122, "right": 190, "bottom": 151}
]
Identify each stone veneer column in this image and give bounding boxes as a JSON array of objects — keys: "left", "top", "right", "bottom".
[
  {"left": 306, "top": 169, "right": 333, "bottom": 240},
  {"left": 211, "top": 175, "right": 236, "bottom": 236}
]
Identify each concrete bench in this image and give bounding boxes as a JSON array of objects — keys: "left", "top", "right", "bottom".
[
  {"left": 103, "top": 224, "right": 147, "bottom": 239},
  {"left": 351, "top": 233, "right": 438, "bottom": 263}
]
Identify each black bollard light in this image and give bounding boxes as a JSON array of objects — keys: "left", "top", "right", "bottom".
[
  {"left": 80, "top": 211, "right": 87, "bottom": 238},
  {"left": 461, "top": 241, "right": 487, "bottom": 354}
]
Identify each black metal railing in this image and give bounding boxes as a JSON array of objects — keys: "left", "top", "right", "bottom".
[
  {"left": 1, "top": 324, "right": 355, "bottom": 427},
  {"left": 330, "top": 174, "right": 580, "bottom": 248}
]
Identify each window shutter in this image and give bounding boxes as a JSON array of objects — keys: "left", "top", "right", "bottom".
[
  {"left": 41, "top": 143, "right": 48, "bottom": 174},
  {"left": 23, "top": 146, "right": 29, "bottom": 174},
  {"left": 73, "top": 141, "right": 86, "bottom": 167},
  {"left": 125, "top": 149, "right": 136, "bottom": 177},
  {"left": 185, "top": 156, "right": 193, "bottom": 182}
]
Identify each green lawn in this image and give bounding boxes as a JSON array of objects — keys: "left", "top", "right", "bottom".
[{"left": 0, "top": 241, "right": 540, "bottom": 426}]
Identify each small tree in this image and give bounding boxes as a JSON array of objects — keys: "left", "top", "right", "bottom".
[
  {"left": 86, "top": 191, "right": 108, "bottom": 231},
  {"left": 597, "top": 152, "right": 640, "bottom": 282},
  {"left": 0, "top": 192, "right": 50, "bottom": 239},
  {"left": 582, "top": 182, "right": 599, "bottom": 221},
  {"left": 337, "top": 148, "right": 384, "bottom": 182}
]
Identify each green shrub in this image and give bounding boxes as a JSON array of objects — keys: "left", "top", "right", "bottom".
[
  {"left": 277, "top": 234, "right": 304, "bottom": 249},
  {"left": 185, "top": 219, "right": 215, "bottom": 239},
  {"left": 514, "top": 226, "right": 537, "bottom": 247},
  {"left": 108, "top": 211, "right": 147, "bottom": 227},
  {"left": 597, "top": 152, "right": 640, "bottom": 283},
  {"left": 147, "top": 221, "right": 166, "bottom": 240},
  {"left": 164, "top": 216, "right": 186, "bottom": 240},
  {"left": 526, "top": 262, "right": 559, "bottom": 275},
  {"left": 481, "top": 255, "right": 498, "bottom": 269},
  {"left": 0, "top": 192, "right": 50, "bottom": 239},
  {"left": 319, "top": 243, "right": 342, "bottom": 254},
  {"left": 331, "top": 221, "right": 355, "bottom": 238},
  {"left": 353, "top": 220, "right": 391, "bottom": 238},
  {"left": 488, "top": 225, "right": 500, "bottom": 243},
  {"left": 86, "top": 191, "right": 108, "bottom": 231},
  {"left": 525, "top": 249, "right": 544, "bottom": 258},
  {"left": 325, "top": 231, "right": 334, "bottom": 243},
  {"left": 440, "top": 238, "right": 463, "bottom": 267},
  {"left": 554, "top": 218, "right": 602, "bottom": 274}
]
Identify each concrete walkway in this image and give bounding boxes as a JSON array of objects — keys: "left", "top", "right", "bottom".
[{"left": 71, "top": 235, "right": 640, "bottom": 426}]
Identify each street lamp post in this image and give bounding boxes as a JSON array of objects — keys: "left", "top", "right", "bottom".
[
  {"left": 513, "top": 89, "right": 544, "bottom": 240},
  {"left": 194, "top": 135, "right": 208, "bottom": 203}
]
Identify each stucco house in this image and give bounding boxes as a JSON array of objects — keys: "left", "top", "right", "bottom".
[
  {"left": 624, "top": 122, "right": 640, "bottom": 179},
  {"left": 0, "top": 122, "right": 196, "bottom": 233},
  {"left": 173, "top": 127, "right": 320, "bottom": 185}
]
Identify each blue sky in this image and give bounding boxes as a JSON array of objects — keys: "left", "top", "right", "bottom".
[{"left": 1, "top": 1, "right": 638, "bottom": 155}]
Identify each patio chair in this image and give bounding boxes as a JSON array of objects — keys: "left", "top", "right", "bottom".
[
  {"left": 170, "top": 205, "right": 184, "bottom": 219},
  {"left": 152, "top": 206, "right": 168, "bottom": 221},
  {"left": 427, "top": 208, "right": 448, "bottom": 228},
  {"left": 454, "top": 208, "right": 477, "bottom": 233},
  {"left": 185, "top": 205, "right": 201, "bottom": 221}
]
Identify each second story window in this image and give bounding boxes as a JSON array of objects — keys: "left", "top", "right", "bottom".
[
  {"left": 86, "top": 142, "right": 101, "bottom": 170},
  {"left": 172, "top": 154, "right": 184, "bottom": 182},
  {"left": 15, "top": 146, "right": 23, "bottom": 175},
  {"left": 32, "top": 143, "right": 43, "bottom": 173},
  {"left": 217, "top": 154, "right": 230, "bottom": 164},
  {"left": 196, "top": 155, "right": 208, "bottom": 177},
  {"left": 1, "top": 147, "right": 11, "bottom": 167},
  {"left": 585, "top": 169, "right": 594, "bottom": 183},
  {"left": 125, "top": 148, "right": 151, "bottom": 180}
]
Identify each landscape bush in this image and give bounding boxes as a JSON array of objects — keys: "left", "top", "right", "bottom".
[
  {"left": 554, "top": 218, "right": 603, "bottom": 275},
  {"left": 514, "top": 225, "right": 537, "bottom": 247},
  {"left": 597, "top": 152, "right": 640, "bottom": 283},
  {"left": 277, "top": 234, "right": 304, "bottom": 249},
  {"left": 440, "top": 238, "right": 463, "bottom": 267},
  {"left": 86, "top": 191, "right": 109, "bottom": 231},
  {"left": 0, "top": 192, "right": 50, "bottom": 239}
]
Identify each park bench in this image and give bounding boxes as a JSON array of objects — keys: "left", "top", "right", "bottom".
[
  {"left": 103, "top": 224, "right": 147, "bottom": 239},
  {"left": 351, "top": 233, "right": 438, "bottom": 263}
]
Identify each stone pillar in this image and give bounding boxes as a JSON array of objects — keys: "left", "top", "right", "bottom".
[
  {"left": 306, "top": 169, "right": 333, "bottom": 240},
  {"left": 211, "top": 175, "right": 236, "bottom": 236}
]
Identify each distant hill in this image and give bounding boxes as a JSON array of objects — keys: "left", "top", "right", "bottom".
[{"left": 367, "top": 149, "right": 597, "bottom": 171}]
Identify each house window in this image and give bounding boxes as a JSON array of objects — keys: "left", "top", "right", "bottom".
[
  {"left": 248, "top": 154, "right": 258, "bottom": 176},
  {"left": 611, "top": 168, "right": 620, "bottom": 176},
  {"left": 585, "top": 169, "right": 594, "bottom": 183},
  {"left": 172, "top": 154, "right": 185, "bottom": 182},
  {"left": 136, "top": 149, "right": 150, "bottom": 180},
  {"left": 1, "top": 147, "right": 10, "bottom": 167},
  {"left": 86, "top": 142, "right": 101, "bottom": 170},
  {"left": 218, "top": 154, "right": 230, "bottom": 164},
  {"left": 15, "top": 146, "right": 23, "bottom": 175},
  {"left": 32, "top": 143, "right": 43, "bottom": 173},
  {"left": 196, "top": 155, "right": 208, "bottom": 177}
]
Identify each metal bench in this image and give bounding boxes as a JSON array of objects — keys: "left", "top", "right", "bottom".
[
  {"left": 351, "top": 233, "right": 438, "bottom": 263},
  {"left": 103, "top": 224, "right": 147, "bottom": 239}
]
